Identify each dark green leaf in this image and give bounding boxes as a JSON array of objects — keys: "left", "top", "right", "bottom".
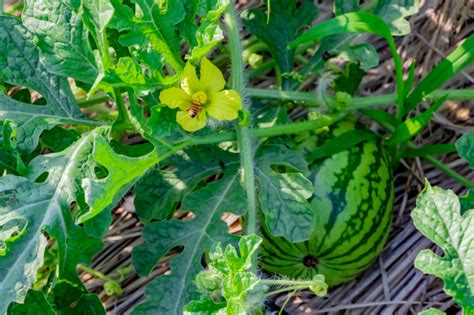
[
  {"left": 134, "top": 146, "right": 238, "bottom": 223},
  {"left": 132, "top": 172, "right": 246, "bottom": 314},
  {"left": 41, "top": 127, "right": 81, "bottom": 152},
  {"left": 0, "top": 129, "right": 106, "bottom": 313},
  {"left": 7, "top": 290, "right": 55, "bottom": 315},
  {"left": 334, "top": 0, "right": 359, "bottom": 15},
  {"left": 402, "top": 144, "right": 456, "bottom": 158},
  {"left": 0, "top": 17, "right": 98, "bottom": 153},
  {"left": 22, "top": 0, "right": 98, "bottom": 83},
  {"left": 255, "top": 145, "right": 314, "bottom": 242},
  {"left": 387, "top": 95, "right": 447, "bottom": 145},
  {"left": 242, "top": 0, "right": 317, "bottom": 87},
  {"left": 460, "top": 190, "right": 474, "bottom": 216},
  {"left": 455, "top": 133, "right": 474, "bottom": 168},
  {"left": 359, "top": 109, "right": 400, "bottom": 128},
  {"left": 307, "top": 129, "right": 377, "bottom": 163}
]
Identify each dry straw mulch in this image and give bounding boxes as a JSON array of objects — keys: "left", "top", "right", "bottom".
[{"left": 80, "top": 1, "right": 474, "bottom": 314}]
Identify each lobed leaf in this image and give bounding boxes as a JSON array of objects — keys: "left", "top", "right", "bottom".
[
  {"left": 412, "top": 184, "right": 474, "bottom": 313},
  {"left": 0, "top": 129, "right": 108, "bottom": 313},
  {"left": 254, "top": 145, "right": 315, "bottom": 242},
  {"left": 132, "top": 171, "right": 246, "bottom": 315},
  {"left": 0, "top": 17, "right": 98, "bottom": 153},
  {"left": 22, "top": 0, "right": 98, "bottom": 84}
]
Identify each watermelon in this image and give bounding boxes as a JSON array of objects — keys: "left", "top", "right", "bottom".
[{"left": 260, "top": 120, "right": 394, "bottom": 286}]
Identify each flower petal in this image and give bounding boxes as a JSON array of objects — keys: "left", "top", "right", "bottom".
[
  {"left": 200, "top": 57, "right": 226, "bottom": 95},
  {"left": 176, "top": 109, "right": 207, "bottom": 132},
  {"left": 181, "top": 62, "right": 201, "bottom": 94},
  {"left": 207, "top": 89, "right": 242, "bottom": 121},
  {"left": 159, "top": 87, "right": 192, "bottom": 110}
]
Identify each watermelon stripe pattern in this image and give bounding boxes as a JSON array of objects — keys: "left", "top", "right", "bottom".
[{"left": 260, "top": 120, "right": 394, "bottom": 286}]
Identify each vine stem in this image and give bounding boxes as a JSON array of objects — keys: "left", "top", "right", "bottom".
[
  {"left": 0, "top": 0, "right": 3, "bottom": 16},
  {"left": 77, "top": 88, "right": 474, "bottom": 110},
  {"left": 247, "top": 88, "right": 474, "bottom": 109},
  {"left": 224, "top": 3, "right": 258, "bottom": 271}
]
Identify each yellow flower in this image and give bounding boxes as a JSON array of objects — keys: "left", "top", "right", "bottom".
[{"left": 159, "top": 58, "right": 243, "bottom": 132}]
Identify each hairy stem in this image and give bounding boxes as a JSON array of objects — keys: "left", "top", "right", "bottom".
[
  {"left": 183, "top": 113, "right": 345, "bottom": 146},
  {"left": 247, "top": 88, "right": 474, "bottom": 109},
  {"left": 224, "top": 3, "right": 258, "bottom": 271}
]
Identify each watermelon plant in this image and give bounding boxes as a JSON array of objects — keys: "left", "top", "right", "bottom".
[{"left": 0, "top": 0, "right": 473, "bottom": 314}]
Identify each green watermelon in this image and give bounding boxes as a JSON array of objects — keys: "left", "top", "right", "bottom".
[{"left": 260, "top": 120, "right": 394, "bottom": 286}]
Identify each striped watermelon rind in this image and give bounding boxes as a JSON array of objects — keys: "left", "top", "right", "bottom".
[{"left": 260, "top": 120, "right": 394, "bottom": 286}]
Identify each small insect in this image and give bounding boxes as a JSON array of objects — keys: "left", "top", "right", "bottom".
[{"left": 188, "top": 101, "right": 202, "bottom": 118}]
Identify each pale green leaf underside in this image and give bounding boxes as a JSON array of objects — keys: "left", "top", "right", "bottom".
[
  {"left": 0, "top": 17, "right": 98, "bottom": 153},
  {"left": 0, "top": 129, "right": 106, "bottom": 314},
  {"left": 412, "top": 184, "right": 474, "bottom": 312}
]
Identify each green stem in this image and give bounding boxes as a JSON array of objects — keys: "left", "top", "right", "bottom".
[
  {"left": 224, "top": 3, "right": 258, "bottom": 271},
  {"left": 423, "top": 155, "right": 474, "bottom": 189},
  {"left": 181, "top": 113, "right": 345, "bottom": 146},
  {"left": 247, "top": 88, "right": 474, "bottom": 109},
  {"left": 77, "top": 264, "right": 118, "bottom": 284},
  {"left": 0, "top": 0, "right": 4, "bottom": 15},
  {"left": 261, "top": 279, "right": 320, "bottom": 287},
  {"left": 77, "top": 94, "right": 111, "bottom": 108}
]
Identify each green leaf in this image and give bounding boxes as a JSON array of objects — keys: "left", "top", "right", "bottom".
[
  {"left": 359, "top": 109, "right": 400, "bottom": 128},
  {"left": 406, "top": 35, "right": 474, "bottom": 112},
  {"left": 402, "top": 144, "right": 456, "bottom": 158},
  {"left": 334, "top": 0, "right": 359, "bottom": 15},
  {"left": 289, "top": 12, "right": 405, "bottom": 113},
  {"left": 460, "top": 191, "right": 474, "bottom": 216},
  {"left": 418, "top": 308, "right": 446, "bottom": 315},
  {"left": 114, "top": 0, "right": 185, "bottom": 75},
  {"left": 82, "top": 0, "right": 115, "bottom": 49},
  {"left": 242, "top": 0, "right": 317, "bottom": 87},
  {"left": 184, "top": 295, "right": 226, "bottom": 315},
  {"left": 187, "top": 235, "right": 263, "bottom": 315},
  {"left": 338, "top": 43, "right": 379, "bottom": 70},
  {"left": 412, "top": 184, "right": 474, "bottom": 313},
  {"left": 7, "top": 290, "right": 55, "bottom": 315},
  {"left": 132, "top": 172, "right": 246, "bottom": 314},
  {"left": 0, "top": 16, "right": 98, "bottom": 153},
  {"left": 0, "top": 129, "right": 106, "bottom": 313},
  {"left": 188, "top": 1, "right": 229, "bottom": 60},
  {"left": 373, "top": 0, "right": 420, "bottom": 35},
  {"left": 22, "top": 0, "right": 98, "bottom": 84},
  {"left": 255, "top": 145, "right": 314, "bottom": 242},
  {"left": 307, "top": 129, "right": 376, "bottom": 163},
  {"left": 134, "top": 146, "right": 238, "bottom": 223},
  {"left": 78, "top": 137, "right": 161, "bottom": 223},
  {"left": 456, "top": 133, "right": 474, "bottom": 168},
  {"left": 41, "top": 127, "right": 81, "bottom": 153},
  {"left": 387, "top": 95, "right": 447, "bottom": 145}
]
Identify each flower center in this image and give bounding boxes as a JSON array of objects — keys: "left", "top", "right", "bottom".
[{"left": 192, "top": 91, "right": 208, "bottom": 105}]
